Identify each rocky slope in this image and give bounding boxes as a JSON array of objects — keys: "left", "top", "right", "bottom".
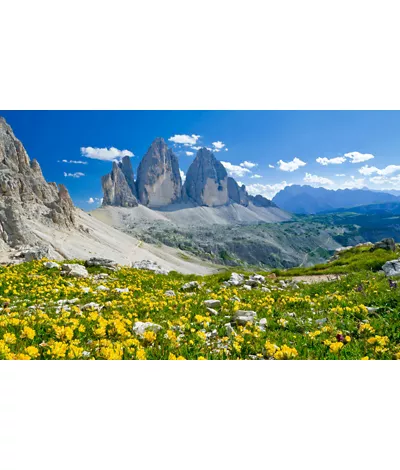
[
  {"left": 0, "top": 117, "right": 75, "bottom": 248},
  {"left": 136, "top": 137, "right": 182, "bottom": 207}
]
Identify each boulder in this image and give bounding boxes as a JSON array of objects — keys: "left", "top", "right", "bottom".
[
  {"left": 132, "top": 260, "right": 169, "bottom": 275},
  {"left": 132, "top": 321, "right": 162, "bottom": 337},
  {"left": 382, "top": 259, "right": 400, "bottom": 277},
  {"left": 371, "top": 238, "right": 396, "bottom": 252},
  {"left": 164, "top": 290, "right": 176, "bottom": 297},
  {"left": 61, "top": 263, "right": 89, "bottom": 278},
  {"left": 228, "top": 272, "right": 244, "bottom": 286}
]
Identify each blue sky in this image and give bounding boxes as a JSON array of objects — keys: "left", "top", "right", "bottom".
[{"left": 2, "top": 110, "right": 400, "bottom": 210}]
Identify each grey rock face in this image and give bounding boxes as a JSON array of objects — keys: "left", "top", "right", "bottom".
[
  {"left": 84, "top": 257, "right": 118, "bottom": 268},
  {"left": 136, "top": 137, "right": 182, "bottom": 207},
  {"left": 0, "top": 117, "right": 76, "bottom": 247},
  {"left": 382, "top": 259, "right": 400, "bottom": 277},
  {"left": 101, "top": 160, "right": 138, "bottom": 207},
  {"left": 183, "top": 148, "right": 229, "bottom": 207},
  {"left": 227, "top": 178, "right": 249, "bottom": 206},
  {"left": 248, "top": 194, "right": 276, "bottom": 208}
]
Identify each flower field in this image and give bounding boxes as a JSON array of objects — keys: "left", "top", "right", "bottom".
[{"left": 0, "top": 252, "right": 400, "bottom": 360}]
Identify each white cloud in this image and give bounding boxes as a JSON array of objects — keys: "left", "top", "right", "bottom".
[
  {"left": 369, "top": 174, "right": 400, "bottom": 186},
  {"left": 62, "top": 159, "right": 88, "bottom": 165},
  {"left": 185, "top": 151, "right": 194, "bottom": 156},
  {"left": 316, "top": 156, "right": 346, "bottom": 166},
  {"left": 212, "top": 141, "right": 226, "bottom": 151},
  {"left": 335, "top": 174, "right": 346, "bottom": 177},
  {"left": 240, "top": 161, "right": 257, "bottom": 169},
  {"left": 344, "top": 151, "right": 374, "bottom": 163},
  {"left": 221, "top": 161, "right": 251, "bottom": 178},
  {"left": 168, "top": 134, "right": 200, "bottom": 146},
  {"left": 87, "top": 197, "right": 103, "bottom": 205},
  {"left": 64, "top": 172, "right": 85, "bottom": 178},
  {"left": 250, "top": 174, "right": 263, "bottom": 179},
  {"left": 304, "top": 173, "right": 334, "bottom": 186},
  {"left": 179, "top": 170, "right": 186, "bottom": 183},
  {"left": 246, "top": 181, "right": 291, "bottom": 200},
  {"left": 268, "top": 164, "right": 275, "bottom": 169},
  {"left": 277, "top": 157, "right": 306, "bottom": 172},
  {"left": 87, "top": 197, "right": 95, "bottom": 204},
  {"left": 191, "top": 146, "right": 202, "bottom": 151},
  {"left": 81, "top": 147, "right": 134, "bottom": 162},
  {"left": 359, "top": 164, "right": 400, "bottom": 176},
  {"left": 342, "top": 176, "right": 366, "bottom": 189},
  {"left": 225, "top": 148, "right": 229, "bottom": 152}
]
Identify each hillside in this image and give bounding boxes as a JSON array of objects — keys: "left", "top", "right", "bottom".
[
  {"left": 1, "top": 244, "right": 399, "bottom": 360},
  {"left": 273, "top": 185, "right": 399, "bottom": 214}
]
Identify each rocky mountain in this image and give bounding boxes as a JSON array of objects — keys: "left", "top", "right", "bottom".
[
  {"left": 102, "top": 158, "right": 138, "bottom": 207},
  {"left": 183, "top": 148, "right": 229, "bottom": 206},
  {"left": 0, "top": 117, "right": 75, "bottom": 248},
  {"left": 136, "top": 137, "right": 182, "bottom": 207},
  {"left": 227, "top": 177, "right": 249, "bottom": 206},
  {"left": 273, "top": 185, "right": 399, "bottom": 214}
]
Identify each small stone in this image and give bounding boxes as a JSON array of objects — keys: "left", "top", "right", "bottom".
[
  {"left": 232, "top": 310, "right": 257, "bottom": 325},
  {"left": 243, "top": 285, "right": 252, "bottom": 291},
  {"left": 82, "top": 302, "right": 102, "bottom": 311},
  {"left": 204, "top": 299, "right": 221, "bottom": 309},
  {"left": 261, "top": 287, "right": 271, "bottom": 293},
  {"left": 164, "top": 290, "right": 176, "bottom": 297},
  {"left": 43, "top": 261, "right": 60, "bottom": 269},
  {"left": 225, "top": 323, "right": 236, "bottom": 336},
  {"left": 181, "top": 281, "right": 200, "bottom": 291},
  {"left": 132, "top": 321, "right": 162, "bottom": 337},
  {"left": 114, "top": 287, "right": 129, "bottom": 293},
  {"left": 206, "top": 308, "right": 219, "bottom": 316},
  {"left": 96, "top": 285, "right": 109, "bottom": 291}
]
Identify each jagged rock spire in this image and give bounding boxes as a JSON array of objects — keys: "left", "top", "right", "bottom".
[
  {"left": 101, "top": 160, "right": 138, "bottom": 207},
  {"left": 183, "top": 147, "right": 229, "bottom": 206},
  {"left": 136, "top": 137, "right": 182, "bottom": 207}
]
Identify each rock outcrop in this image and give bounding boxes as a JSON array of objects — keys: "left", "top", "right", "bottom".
[
  {"left": 183, "top": 148, "right": 229, "bottom": 206},
  {"left": 136, "top": 137, "right": 182, "bottom": 207},
  {"left": 101, "top": 159, "right": 138, "bottom": 207},
  {"left": 227, "top": 177, "right": 249, "bottom": 206},
  {"left": 248, "top": 194, "right": 276, "bottom": 208},
  {"left": 0, "top": 117, "right": 75, "bottom": 247}
]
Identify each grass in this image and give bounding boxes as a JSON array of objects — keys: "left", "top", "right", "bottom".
[
  {"left": 272, "top": 246, "right": 400, "bottom": 277},
  {"left": 0, "top": 248, "right": 400, "bottom": 360}
]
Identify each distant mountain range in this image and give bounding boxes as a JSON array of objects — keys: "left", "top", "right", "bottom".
[
  {"left": 101, "top": 137, "right": 277, "bottom": 211},
  {"left": 272, "top": 185, "right": 400, "bottom": 214}
]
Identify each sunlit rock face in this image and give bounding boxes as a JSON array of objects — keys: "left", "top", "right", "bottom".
[
  {"left": 136, "top": 138, "right": 182, "bottom": 208},
  {"left": 183, "top": 148, "right": 229, "bottom": 207},
  {"left": 0, "top": 117, "right": 76, "bottom": 247}
]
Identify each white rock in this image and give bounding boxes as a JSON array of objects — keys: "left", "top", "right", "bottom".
[
  {"left": 261, "top": 287, "right": 271, "bottom": 293},
  {"left": 61, "top": 264, "right": 89, "bottom": 278},
  {"left": 243, "top": 285, "right": 252, "bottom": 291},
  {"left": 96, "top": 285, "right": 110, "bottom": 291},
  {"left": 225, "top": 323, "right": 236, "bottom": 336},
  {"left": 82, "top": 302, "right": 102, "bottom": 311},
  {"left": 164, "top": 290, "right": 176, "bottom": 297},
  {"left": 57, "top": 298, "right": 79, "bottom": 305},
  {"left": 43, "top": 261, "right": 60, "bottom": 269},
  {"left": 206, "top": 308, "right": 219, "bottom": 316},
  {"left": 232, "top": 310, "right": 257, "bottom": 325},
  {"left": 81, "top": 287, "right": 91, "bottom": 293},
  {"left": 204, "top": 299, "right": 221, "bottom": 309},
  {"left": 132, "top": 260, "right": 169, "bottom": 275},
  {"left": 114, "top": 287, "right": 129, "bottom": 293},
  {"left": 132, "top": 321, "right": 162, "bottom": 337},
  {"left": 228, "top": 272, "right": 244, "bottom": 286},
  {"left": 182, "top": 281, "right": 200, "bottom": 291}
]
